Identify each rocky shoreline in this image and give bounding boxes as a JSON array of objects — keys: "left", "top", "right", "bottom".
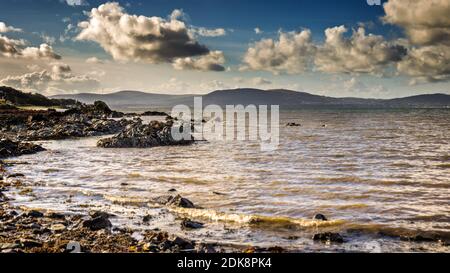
[
  {"left": 0, "top": 101, "right": 279, "bottom": 253},
  {"left": 0, "top": 159, "right": 290, "bottom": 253},
  {"left": 1, "top": 101, "right": 448, "bottom": 253}
]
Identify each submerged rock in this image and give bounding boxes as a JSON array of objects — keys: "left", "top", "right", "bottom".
[
  {"left": 313, "top": 214, "right": 328, "bottom": 221},
  {"left": 167, "top": 195, "right": 196, "bottom": 208},
  {"left": 97, "top": 119, "right": 194, "bottom": 149},
  {"left": 286, "top": 123, "right": 302, "bottom": 127},
  {"left": 313, "top": 233, "right": 344, "bottom": 243},
  {"left": 181, "top": 219, "right": 204, "bottom": 229},
  {"left": 152, "top": 194, "right": 196, "bottom": 208}
]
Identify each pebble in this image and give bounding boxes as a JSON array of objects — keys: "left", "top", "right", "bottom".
[{"left": 50, "top": 224, "right": 67, "bottom": 232}]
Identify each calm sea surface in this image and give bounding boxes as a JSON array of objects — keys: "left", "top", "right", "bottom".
[{"left": 7, "top": 109, "right": 450, "bottom": 252}]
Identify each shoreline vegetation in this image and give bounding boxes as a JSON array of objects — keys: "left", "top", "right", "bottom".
[{"left": 1, "top": 87, "right": 449, "bottom": 253}]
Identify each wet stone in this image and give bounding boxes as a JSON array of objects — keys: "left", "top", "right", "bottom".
[
  {"left": 143, "top": 215, "right": 153, "bottom": 223},
  {"left": 50, "top": 224, "right": 67, "bottom": 232},
  {"left": 25, "top": 210, "right": 44, "bottom": 218},
  {"left": 313, "top": 214, "right": 328, "bottom": 221},
  {"left": 313, "top": 233, "right": 344, "bottom": 243},
  {"left": 181, "top": 219, "right": 204, "bottom": 230},
  {"left": 82, "top": 215, "right": 112, "bottom": 231},
  {"left": 20, "top": 239, "right": 43, "bottom": 248},
  {"left": 167, "top": 195, "right": 195, "bottom": 208}
]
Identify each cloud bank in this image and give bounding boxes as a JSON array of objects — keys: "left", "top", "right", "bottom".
[
  {"left": 76, "top": 2, "right": 225, "bottom": 71},
  {"left": 383, "top": 0, "right": 450, "bottom": 83},
  {"left": 242, "top": 30, "right": 316, "bottom": 74},
  {"left": 241, "top": 0, "right": 450, "bottom": 84},
  {"left": 0, "top": 63, "right": 100, "bottom": 94}
]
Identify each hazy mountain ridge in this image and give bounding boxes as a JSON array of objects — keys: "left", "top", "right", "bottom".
[{"left": 51, "top": 88, "right": 450, "bottom": 109}]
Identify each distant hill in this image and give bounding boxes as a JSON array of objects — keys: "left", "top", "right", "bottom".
[
  {"left": 0, "top": 86, "right": 77, "bottom": 108},
  {"left": 52, "top": 88, "right": 450, "bottom": 109},
  {"left": 52, "top": 90, "right": 193, "bottom": 109}
]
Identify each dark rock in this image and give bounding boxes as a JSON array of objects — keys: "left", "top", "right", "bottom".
[
  {"left": 168, "top": 188, "right": 177, "bottom": 192},
  {"left": 313, "top": 214, "right": 328, "bottom": 221},
  {"left": 400, "top": 234, "right": 437, "bottom": 243},
  {"left": 286, "top": 123, "right": 302, "bottom": 127},
  {"left": 20, "top": 239, "right": 43, "bottom": 248},
  {"left": 82, "top": 215, "right": 112, "bottom": 231},
  {"left": 0, "top": 192, "right": 8, "bottom": 202},
  {"left": 313, "top": 233, "right": 344, "bottom": 243},
  {"left": 0, "top": 139, "right": 45, "bottom": 159},
  {"left": 141, "top": 111, "right": 169, "bottom": 117},
  {"left": 25, "top": 210, "right": 44, "bottom": 218},
  {"left": 267, "top": 246, "right": 285, "bottom": 253},
  {"left": 28, "top": 223, "right": 42, "bottom": 230},
  {"left": 171, "top": 236, "right": 195, "bottom": 250},
  {"left": 45, "top": 212, "right": 66, "bottom": 220},
  {"left": 181, "top": 219, "right": 204, "bottom": 229},
  {"left": 167, "top": 195, "right": 195, "bottom": 208},
  {"left": 143, "top": 215, "right": 153, "bottom": 223},
  {"left": 7, "top": 173, "right": 25, "bottom": 178}
]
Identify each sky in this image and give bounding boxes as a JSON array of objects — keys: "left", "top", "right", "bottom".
[{"left": 0, "top": 0, "right": 449, "bottom": 98}]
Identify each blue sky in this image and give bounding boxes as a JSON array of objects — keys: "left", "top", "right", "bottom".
[{"left": 0, "top": 0, "right": 449, "bottom": 98}]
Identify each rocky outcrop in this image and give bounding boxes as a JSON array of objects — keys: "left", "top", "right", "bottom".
[
  {"left": 97, "top": 119, "right": 194, "bottom": 149},
  {"left": 20, "top": 116, "right": 133, "bottom": 141},
  {"left": 141, "top": 111, "right": 169, "bottom": 117},
  {"left": 1, "top": 101, "right": 133, "bottom": 141},
  {"left": 63, "top": 101, "right": 123, "bottom": 119},
  {"left": 0, "top": 139, "right": 45, "bottom": 159}
]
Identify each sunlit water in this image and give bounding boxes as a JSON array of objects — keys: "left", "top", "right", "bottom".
[{"left": 5, "top": 109, "right": 450, "bottom": 252}]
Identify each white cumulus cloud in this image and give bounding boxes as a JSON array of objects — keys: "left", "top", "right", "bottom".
[
  {"left": 383, "top": 0, "right": 450, "bottom": 83},
  {"left": 315, "top": 26, "right": 407, "bottom": 75},
  {"left": 0, "top": 22, "right": 22, "bottom": 33},
  {"left": 242, "top": 29, "right": 316, "bottom": 74},
  {"left": 76, "top": 2, "right": 225, "bottom": 71}
]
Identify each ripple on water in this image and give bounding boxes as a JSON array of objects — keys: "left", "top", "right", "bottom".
[{"left": 7, "top": 109, "right": 450, "bottom": 252}]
